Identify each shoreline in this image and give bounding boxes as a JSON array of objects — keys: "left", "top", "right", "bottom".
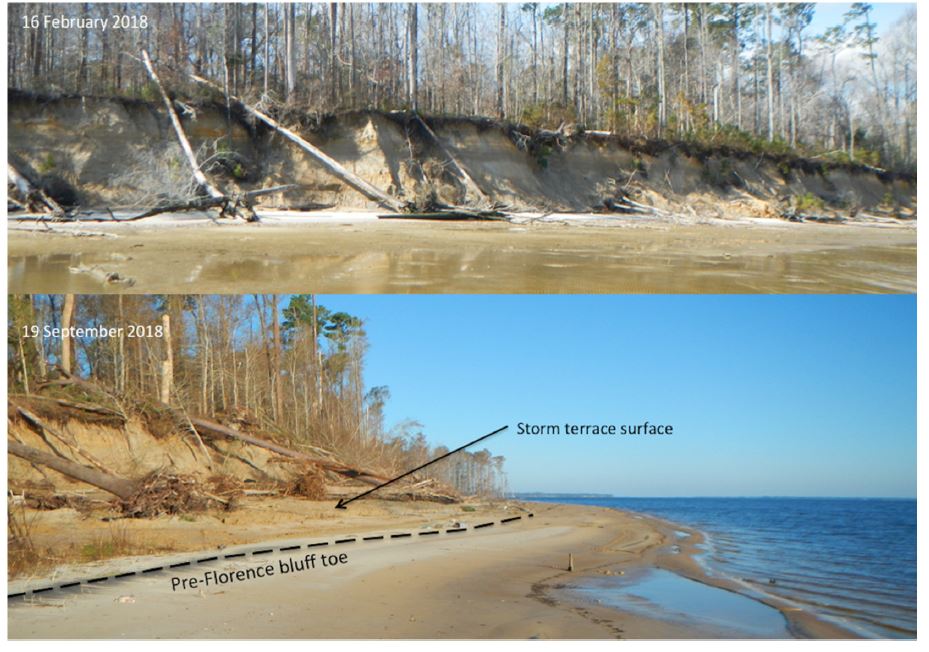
[
  {"left": 8, "top": 212, "right": 916, "bottom": 294},
  {"left": 595, "top": 509, "right": 859, "bottom": 639},
  {"left": 8, "top": 500, "right": 860, "bottom": 639}
]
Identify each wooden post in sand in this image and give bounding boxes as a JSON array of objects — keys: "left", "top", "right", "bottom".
[{"left": 568, "top": 554, "right": 574, "bottom": 572}]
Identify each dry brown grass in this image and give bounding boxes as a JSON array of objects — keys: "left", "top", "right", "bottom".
[
  {"left": 8, "top": 501, "right": 43, "bottom": 579},
  {"left": 8, "top": 508, "right": 181, "bottom": 579}
]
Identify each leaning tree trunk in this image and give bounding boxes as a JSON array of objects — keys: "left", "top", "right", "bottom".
[
  {"left": 190, "top": 73, "right": 406, "bottom": 212},
  {"left": 8, "top": 440, "right": 138, "bottom": 500},
  {"left": 186, "top": 416, "right": 386, "bottom": 486},
  {"left": 141, "top": 50, "right": 225, "bottom": 201}
]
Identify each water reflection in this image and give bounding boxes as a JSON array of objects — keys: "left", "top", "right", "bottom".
[{"left": 8, "top": 240, "right": 915, "bottom": 294}]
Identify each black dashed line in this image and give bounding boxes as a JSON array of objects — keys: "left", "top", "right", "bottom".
[
  {"left": 528, "top": 513, "right": 534, "bottom": 518},
  {"left": 7, "top": 519, "right": 504, "bottom": 599}
]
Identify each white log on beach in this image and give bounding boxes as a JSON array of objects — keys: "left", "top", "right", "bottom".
[
  {"left": 8, "top": 163, "right": 32, "bottom": 196},
  {"left": 8, "top": 163, "right": 65, "bottom": 215},
  {"left": 190, "top": 73, "right": 406, "bottom": 212}
]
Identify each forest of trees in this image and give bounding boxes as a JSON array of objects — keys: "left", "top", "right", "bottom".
[
  {"left": 7, "top": 2, "right": 916, "bottom": 170},
  {"left": 7, "top": 295, "right": 507, "bottom": 498}
]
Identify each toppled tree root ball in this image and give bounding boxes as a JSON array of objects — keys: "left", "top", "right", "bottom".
[{"left": 118, "top": 472, "right": 217, "bottom": 518}]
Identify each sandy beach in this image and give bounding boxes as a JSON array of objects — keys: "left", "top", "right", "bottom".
[
  {"left": 8, "top": 501, "right": 857, "bottom": 639},
  {"left": 8, "top": 212, "right": 916, "bottom": 294}
]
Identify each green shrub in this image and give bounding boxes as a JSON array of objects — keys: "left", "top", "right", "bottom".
[
  {"left": 777, "top": 160, "right": 793, "bottom": 181},
  {"left": 795, "top": 192, "right": 825, "bottom": 213},
  {"left": 139, "top": 82, "right": 159, "bottom": 103},
  {"left": 37, "top": 152, "right": 56, "bottom": 173}
]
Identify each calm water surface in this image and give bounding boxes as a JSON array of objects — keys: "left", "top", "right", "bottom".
[{"left": 530, "top": 496, "right": 916, "bottom": 638}]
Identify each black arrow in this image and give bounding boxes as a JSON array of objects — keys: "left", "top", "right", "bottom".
[{"left": 335, "top": 425, "right": 508, "bottom": 509}]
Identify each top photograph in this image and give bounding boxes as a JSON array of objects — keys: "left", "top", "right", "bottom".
[{"left": 7, "top": 2, "right": 916, "bottom": 294}]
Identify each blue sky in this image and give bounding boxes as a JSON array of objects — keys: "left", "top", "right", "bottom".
[
  {"left": 317, "top": 295, "right": 915, "bottom": 499},
  {"left": 808, "top": 2, "right": 914, "bottom": 37}
]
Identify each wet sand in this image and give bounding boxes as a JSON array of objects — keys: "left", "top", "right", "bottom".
[
  {"left": 7, "top": 213, "right": 916, "bottom": 293},
  {"left": 8, "top": 502, "right": 857, "bottom": 639}
]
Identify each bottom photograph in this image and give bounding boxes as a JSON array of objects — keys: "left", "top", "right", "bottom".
[{"left": 6, "top": 294, "right": 916, "bottom": 640}]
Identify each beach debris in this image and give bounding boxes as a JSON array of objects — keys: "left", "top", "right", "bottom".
[
  {"left": 118, "top": 471, "right": 225, "bottom": 517},
  {"left": 377, "top": 208, "right": 508, "bottom": 221},
  {"left": 289, "top": 467, "right": 327, "bottom": 499},
  {"left": 8, "top": 161, "right": 70, "bottom": 218},
  {"left": 68, "top": 265, "right": 135, "bottom": 287}
]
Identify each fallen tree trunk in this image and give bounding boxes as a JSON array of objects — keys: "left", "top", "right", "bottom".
[
  {"left": 412, "top": 114, "right": 490, "bottom": 205},
  {"left": 28, "top": 370, "right": 401, "bottom": 492},
  {"left": 122, "top": 184, "right": 299, "bottom": 221},
  {"left": 141, "top": 50, "right": 224, "bottom": 202},
  {"left": 11, "top": 403, "right": 112, "bottom": 473},
  {"left": 8, "top": 439, "right": 138, "bottom": 500},
  {"left": 378, "top": 210, "right": 506, "bottom": 221},
  {"left": 189, "top": 73, "right": 406, "bottom": 212},
  {"left": 187, "top": 416, "right": 387, "bottom": 486},
  {"left": 8, "top": 163, "right": 66, "bottom": 216}
]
